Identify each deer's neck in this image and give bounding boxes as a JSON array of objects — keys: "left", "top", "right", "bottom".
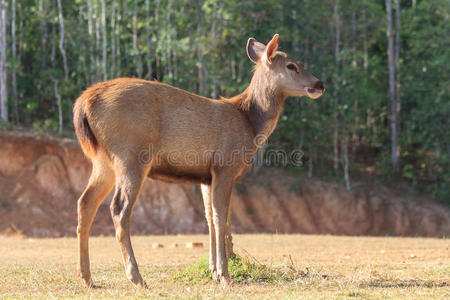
[
  {"left": 229, "top": 85, "right": 285, "bottom": 146},
  {"left": 247, "top": 91, "right": 285, "bottom": 144}
]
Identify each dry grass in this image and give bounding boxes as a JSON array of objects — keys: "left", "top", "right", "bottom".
[{"left": 0, "top": 234, "right": 448, "bottom": 299}]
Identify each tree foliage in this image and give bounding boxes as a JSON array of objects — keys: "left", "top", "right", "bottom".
[{"left": 0, "top": 0, "right": 448, "bottom": 202}]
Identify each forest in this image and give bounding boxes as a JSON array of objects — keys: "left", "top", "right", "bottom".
[{"left": 0, "top": 0, "right": 448, "bottom": 203}]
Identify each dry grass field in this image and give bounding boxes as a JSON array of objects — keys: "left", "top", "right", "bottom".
[{"left": 0, "top": 234, "right": 448, "bottom": 299}]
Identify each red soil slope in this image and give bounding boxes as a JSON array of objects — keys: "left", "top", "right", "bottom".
[{"left": 0, "top": 131, "right": 448, "bottom": 237}]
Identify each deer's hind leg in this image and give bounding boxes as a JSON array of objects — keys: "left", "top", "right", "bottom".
[
  {"left": 110, "top": 159, "right": 149, "bottom": 288},
  {"left": 77, "top": 159, "right": 115, "bottom": 287}
]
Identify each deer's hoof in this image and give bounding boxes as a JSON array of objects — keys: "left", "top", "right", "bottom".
[
  {"left": 136, "top": 280, "right": 148, "bottom": 290},
  {"left": 211, "top": 270, "right": 219, "bottom": 282},
  {"left": 129, "top": 274, "right": 148, "bottom": 289},
  {"left": 79, "top": 276, "right": 94, "bottom": 288},
  {"left": 218, "top": 274, "right": 231, "bottom": 288}
]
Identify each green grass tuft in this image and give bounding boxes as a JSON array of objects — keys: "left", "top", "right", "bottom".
[
  {"left": 171, "top": 256, "right": 211, "bottom": 284},
  {"left": 172, "top": 254, "right": 305, "bottom": 284}
]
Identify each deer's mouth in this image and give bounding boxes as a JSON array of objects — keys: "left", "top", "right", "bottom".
[{"left": 305, "top": 87, "right": 323, "bottom": 99}]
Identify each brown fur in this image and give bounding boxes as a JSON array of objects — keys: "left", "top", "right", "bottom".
[
  {"left": 73, "top": 34, "right": 324, "bottom": 288},
  {"left": 73, "top": 96, "right": 98, "bottom": 155}
]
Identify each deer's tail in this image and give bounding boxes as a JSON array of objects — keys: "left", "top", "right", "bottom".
[{"left": 73, "top": 95, "right": 98, "bottom": 158}]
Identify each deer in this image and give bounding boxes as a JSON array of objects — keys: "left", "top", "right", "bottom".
[{"left": 73, "top": 34, "right": 324, "bottom": 288}]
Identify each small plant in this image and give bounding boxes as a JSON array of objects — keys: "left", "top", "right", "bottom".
[
  {"left": 172, "top": 256, "right": 211, "bottom": 284},
  {"left": 172, "top": 253, "right": 309, "bottom": 284}
]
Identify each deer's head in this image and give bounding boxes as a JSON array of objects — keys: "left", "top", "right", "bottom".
[{"left": 246, "top": 34, "right": 325, "bottom": 100}]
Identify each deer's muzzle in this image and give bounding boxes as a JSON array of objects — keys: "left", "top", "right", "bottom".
[{"left": 305, "top": 80, "right": 325, "bottom": 99}]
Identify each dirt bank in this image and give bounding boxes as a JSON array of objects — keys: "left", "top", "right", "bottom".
[{"left": 0, "top": 131, "right": 448, "bottom": 237}]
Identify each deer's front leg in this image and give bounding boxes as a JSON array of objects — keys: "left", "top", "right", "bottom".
[
  {"left": 201, "top": 184, "right": 218, "bottom": 280},
  {"left": 211, "top": 172, "right": 234, "bottom": 286}
]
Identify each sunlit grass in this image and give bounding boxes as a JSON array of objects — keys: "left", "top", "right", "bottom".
[{"left": 0, "top": 234, "right": 448, "bottom": 299}]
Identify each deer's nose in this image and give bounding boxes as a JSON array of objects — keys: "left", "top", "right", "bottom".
[{"left": 313, "top": 80, "right": 325, "bottom": 92}]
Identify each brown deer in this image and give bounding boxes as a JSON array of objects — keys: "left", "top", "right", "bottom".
[{"left": 73, "top": 34, "right": 324, "bottom": 288}]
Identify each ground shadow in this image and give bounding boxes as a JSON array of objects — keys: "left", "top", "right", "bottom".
[{"left": 360, "top": 280, "right": 448, "bottom": 289}]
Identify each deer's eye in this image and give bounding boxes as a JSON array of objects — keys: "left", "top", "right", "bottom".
[{"left": 287, "top": 64, "right": 298, "bottom": 72}]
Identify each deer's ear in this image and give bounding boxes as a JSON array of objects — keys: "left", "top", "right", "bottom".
[
  {"left": 246, "top": 38, "right": 266, "bottom": 64},
  {"left": 263, "top": 34, "right": 279, "bottom": 64}
]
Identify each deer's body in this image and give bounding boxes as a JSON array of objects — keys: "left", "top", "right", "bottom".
[
  {"left": 74, "top": 34, "right": 324, "bottom": 288},
  {"left": 76, "top": 78, "right": 255, "bottom": 185}
]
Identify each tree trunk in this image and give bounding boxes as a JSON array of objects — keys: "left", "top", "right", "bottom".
[
  {"left": 333, "top": 0, "right": 340, "bottom": 171},
  {"left": 210, "top": 5, "right": 217, "bottom": 99},
  {"left": 231, "top": 58, "right": 236, "bottom": 80},
  {"left": 395, "top": 0, "right": 401, "bottom": 151},
  {"left": 53, "top": 80, "right": 63, "bottom": 135},
  {"left": 196, "top": 20, "right": 206, "bottom": 96},
  {"left": 308, "top": 151, "right": 313, "bottom": 178},
  {"left": 145, "top": 0, "right": 153, "bottom": 80},
  {"left": 154, "top": 0, "right": 160, "bottom": 80},
  {"left": 133, "top": 0, "right": 142, "bottom": 78},
  {"left": 237, "top": 59, "right": 243, "bottom": 83},
  {"left": 17, "top": 2, "right": 23, "bottom": 67},
  {"left": 166, "top": 0, "right": 173, "bottom": 82},
  {"left": 77, "top": 4, "right": 89, "bottom": 86},
  {"left": 386, "top": 0, "right": 398, "bottom": 168},
  {"left": 100, "top": 0, "right": 107, "bottom": 81},
  {"left": 110, "top": 0, "right": 116, "bottom": 78},
  {"left": 51, "top": 24, "right": 56, "bottom": 66},
  {"left": 87, "top": 0, "right": 95, "bottom": 83},
  {"left": 173, "top": 49, "right": 178, "bottom": 81},
  {"left": 48, "top": 11, "right": 62, "bottom": 135},
  {"left": 351, "top": 0, "right": 359, "bottom": 147},
  {"left": 39, "top": 0, "right": 48, "bottom": 68},
  {"left": 115, "top": 1, "right": 121, "bottom": 76},
  {"left": 0, "top": 0, "right": 7, "bottom": 122},
  {"left": 11, "top": 0, "right": 18, "bottom": 123},
  {"left": 95, "top": 0, "right": 100, "bottom": 80},
  {"left": 197, "top": 53, "right": 204, "bottom": 95},
  {"left": 341, "top": 133, "right": 351, "bottom": 191},
  {"left": 57, "top": 0, "right": 68, "bottom": 79},
  {"left": 50, "top": 24, "right": 56, "bottom": 112},
  {"left": 351, "top": 1, "right": 357, "bottom": 67},
  {"left": 363, "top": 1, "right": 368, "bottom": 71}
]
